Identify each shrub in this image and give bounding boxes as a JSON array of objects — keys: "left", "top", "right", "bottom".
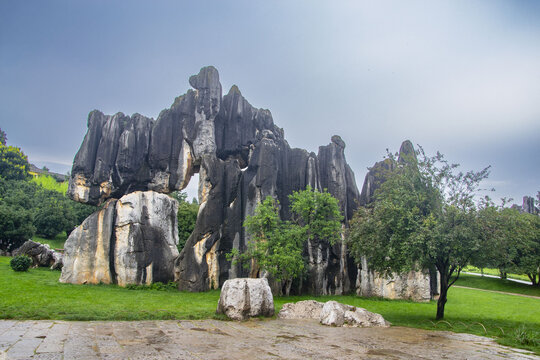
[
  {"left": 10, "top": 255, "right": 32, "bottom": 272},
  {"left": 0, "top": 143, "right": 30, "bottom": 180}
]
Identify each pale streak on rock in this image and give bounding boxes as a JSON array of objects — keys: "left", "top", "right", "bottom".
[{"left": 193, "top": 233, "right": 211, "bottom": 265}]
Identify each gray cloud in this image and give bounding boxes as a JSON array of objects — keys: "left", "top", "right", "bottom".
[{"left": 1, "top": 0, "right": 538, "bottom": 204}]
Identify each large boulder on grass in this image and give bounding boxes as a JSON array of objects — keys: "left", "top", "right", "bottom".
[{"left": 216, "top": 278, "right": 274, "bottom": 320}]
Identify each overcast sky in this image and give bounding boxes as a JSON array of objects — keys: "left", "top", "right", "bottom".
[{"left": 1, "top": 1, "right": 539, "bottom": 204}]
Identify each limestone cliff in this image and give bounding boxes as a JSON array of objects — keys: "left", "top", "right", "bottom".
[{"left": 67, "top": 66, "right": 360, "bottom": 295}]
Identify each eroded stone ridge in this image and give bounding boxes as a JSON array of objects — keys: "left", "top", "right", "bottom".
[
  {"left": 68, "top": 66, "right": 361, "bottom": 295},
  {"left": 60, "top": 191, "right": 179, "bottom": 286}
]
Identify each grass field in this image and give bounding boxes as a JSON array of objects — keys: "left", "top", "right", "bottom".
[
  {"left": 456, "top": 274, "right": 540, "bottom": 297},
  {"left": 1, "top": 256, "right": 538, "bottom": 353},
  {"left": 32, "top": 233, "right": 68, "bottom": 250},
  {"left": 463, "top": 265, "right": 531, "bottom": 282}
]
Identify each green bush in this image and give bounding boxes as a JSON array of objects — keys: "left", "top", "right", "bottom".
[{"left": 10, "top": 255, "right": 32, "bottom": 272}]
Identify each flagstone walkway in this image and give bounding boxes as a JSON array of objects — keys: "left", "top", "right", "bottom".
[{"left": 0, "top": 319, "right": 537, "bottom": 359}]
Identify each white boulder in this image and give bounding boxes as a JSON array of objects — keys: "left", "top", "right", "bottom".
[{"left": 216, "top": 278, "right": 274, "bottom": 320}]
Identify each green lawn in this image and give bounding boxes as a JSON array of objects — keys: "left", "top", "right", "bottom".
[
  {"left": 456, "top": 274, "right": 540, "bottom": 297},
  {"left": 463, "top": 266, "right": 531, "bottom": 282},
  {"left": 1, "top": 256, "right": 538, "bottom": 354},
  {"left": 32, "top": 232, "right": 67, "bottom": 250}
]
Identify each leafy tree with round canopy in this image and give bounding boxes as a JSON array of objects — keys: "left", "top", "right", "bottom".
[
  {"left": 0, "top": 143, "right": 30, "bottom": 181},
  {"left": 347, "top": 146, "right": 490, "bottom": 320}
]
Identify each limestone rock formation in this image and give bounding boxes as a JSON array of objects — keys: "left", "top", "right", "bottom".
[
  {"left": 521, "top": 196, "right": 539, "bottom": 215},
  {"left": 277, "top": 300, "right": 324, "bottom": 320},
  {"left": 67, "top": 66, "right": 360, "bottom": 295},
  {"left": 278, "top": 300, "right": 389, "bottom": 328},
  {"left": 356, "top": 258, "right": 431, "bottom": 302},
  {"left": 320, "top": 301, "right": 390, "bottom": 327},
  {"left": 60, "top": 191, "right": 179, "bottom": 286},
  {"left": 216, "top": 278, "right": 274, "bottom": 320},
  {"left": 13, "top": 240, "right": 63, "bottom": 270},
  {"left": 357, "top": 140, "right": 433, "bottom": 301}
]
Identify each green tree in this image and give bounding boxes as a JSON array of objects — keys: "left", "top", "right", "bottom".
[
  {"left": 0, "top": 204, "right": 35, "bottom": 251},
  {"left": 347, "top": 147, "right": 489, "bottom": 320},
  {"left": 511, "top": 212, "right": 540, "bottom": 286},
  {"left": 170, "top": 191, "right": 199, "bottom": 253},
  {"left": 475, "top": 203, "right": 520, "bottom": 278},
  {"left": 33, "top": 195, "right": 70, "bottom": 239},
  {"left": 289, "top": 185, "right": 343, "bottom": 246},
  {"left": 0, "top": 128, "right": 6, "bottom": 146},
  {"left": 230, "top": 187, "right": 343, "bottom": 295},
  {"left": 230, "top": 196, "right": 304, "bottom": 295},
  {"left": 0, "top": 143, "right": 30, "bottom": 180}
]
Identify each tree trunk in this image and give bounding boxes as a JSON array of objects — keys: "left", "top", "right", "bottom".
[
  {"left": 249, "top": 259, "right": 260, "bottom": 278},
  {"left": 284, "top": 279, "right": 293, "bottom": 296},
  {"left": 436, "top": 273, "right": 448, "bottom": 320},
  {"left": 528, "top": 273, "right": 539, "bottom": 286},
  {"left": 499, "top": 269, "right": 507, "bottom": 279}
]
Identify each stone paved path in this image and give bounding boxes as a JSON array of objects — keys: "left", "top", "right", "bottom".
[{"left": 0, "top": 319, "right": 538, "bottom": 360}]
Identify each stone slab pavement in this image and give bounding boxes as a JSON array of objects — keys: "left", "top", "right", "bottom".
[{"left": 0, "top": 319, "right": 538, "bottom": 360}]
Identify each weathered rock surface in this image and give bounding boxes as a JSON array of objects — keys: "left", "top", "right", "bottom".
[
  {"left": 13, "top": 240, "right": 63, "bottom": 270},
  {"left": 60, "top": 199, "right": 117, "bottom": 284},
  {"left": 521, "top": 196, "right": 539, "bottom": 215},
  {"left": 356, "top": 258, "right": 432, "bottom": 302},
  {"left": 277, "top": 300, "right": 324, "bottom": 320},
  {"left": 60, "top": 191, "right": 179, "bottom": 286},
  {"left": 68, "top": 66, "right": 360, "bottom": 295},
  {"left": 357, "top": 140, "right": 434, "bottom": 301},
  {"left": 216, "top": 278, "right": 274, "bottom": 320},
  {"left": 278, "top": 300, "right": 389, "bottom": 328},
  {"left": 320, "top": 301, "right": 390, "bottom": 328}
]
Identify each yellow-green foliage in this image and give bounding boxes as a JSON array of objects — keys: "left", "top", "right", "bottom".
[{"left": 31, "top": 174, "right": 68, "bottom": 195}]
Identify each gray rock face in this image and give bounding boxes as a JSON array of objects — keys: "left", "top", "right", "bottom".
[
  {"left": 356, "top": 258, "right": 431, "bottom": 302},
  {"left": 13, "top": 240, "right": 63, "bottom": 269},
  {"left": 522, "top": 196, "right": 539, "bottom": 215},
  {"left": 278, "top": 300, "right": 389, "bottom": 328},
  {"left": 60, "top": 199, "right": 117, "bottom": 284},
  {"left": 216, "top": 278, "right": 274, "bottom": 320},
  {"left": 357, "top": 140, "right": 433, "bottom": 301},
  {"left": 68, "top": 66, "right": 361, "bottom": 295},
  {"left": 320, "top": 301, "right": 390, "bottom": 328},
  {"left": 114, "top": 191, "right": 179, "bottom": 286},
  {"left": 60, "top": 191, "right": 179, "bottom": 286},
  {"left": 277, "top": 300, "right": 324, "bottom": 320}
]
